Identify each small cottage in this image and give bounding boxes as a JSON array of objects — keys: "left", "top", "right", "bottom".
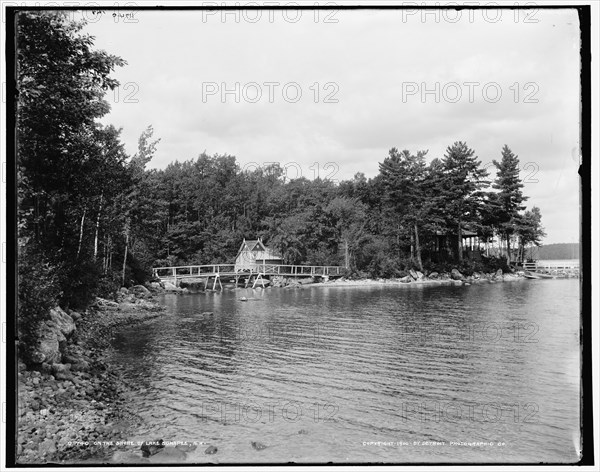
[
  {"left": 434, "top": 229, "right": 483, "bottom": 260},
  {"left": 235, "top": 238, "right": 284, "bottom": 272}
]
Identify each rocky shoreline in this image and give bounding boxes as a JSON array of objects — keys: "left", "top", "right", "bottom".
[
  {"left": 307, "top": 268, "right": 526, "bottom": 288},
  {"left": 168, "top": 268, "right": 527, "bottom": 293},
  {"left": 17, "top": 286, "right": 165, "bottom": 464}
]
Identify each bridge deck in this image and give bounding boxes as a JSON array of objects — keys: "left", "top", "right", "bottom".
[{"left": 153, "top": 263, "right": 344, "bottom": 284}]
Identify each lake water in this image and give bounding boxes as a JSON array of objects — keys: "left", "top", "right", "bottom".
[{"left": 108, "top": 279, "right": 581, "bottom": 464}]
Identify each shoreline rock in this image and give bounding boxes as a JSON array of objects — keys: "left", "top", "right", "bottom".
[{"left": 17, "top": 292, "right": 166, "bottom": 465}]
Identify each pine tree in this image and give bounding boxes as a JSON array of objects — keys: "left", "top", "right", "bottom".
[
  {"left": 492, "top": 145, "right": 528, "bottom": 263},
  {"left": 515, "top": 206, "right": 545, "bottom": 262},
  {"left": 379, "top": 148, "right": 429, "bottom": 270},
  {"left": 439, "top": 141, "right": 489, "bottom": 261}
]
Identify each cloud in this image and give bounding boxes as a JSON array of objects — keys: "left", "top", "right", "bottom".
[{"left": 89, "top": 7, "right": 581, "bottom": 244}]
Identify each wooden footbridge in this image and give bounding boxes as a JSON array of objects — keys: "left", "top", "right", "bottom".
[{"left": 152, "top": 263, "right": 345, "bottom": 290}]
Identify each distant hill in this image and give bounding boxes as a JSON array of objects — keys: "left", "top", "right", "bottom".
[{"left": 536, "top": 243, "right": 579, "bottom": 260}]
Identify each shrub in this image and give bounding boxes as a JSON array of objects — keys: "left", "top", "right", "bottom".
[
  {"left": 58, "top": 258, "right": 102, "bottom": 310},
  {"left": 18, "top": 245, "right": 61, "bottom": 364},
  {"left": 97, "top": 272, "right": 122, "bottom": 300}
]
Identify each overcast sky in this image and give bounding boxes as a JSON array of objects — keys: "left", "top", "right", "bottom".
[{"left": 83, "top": 6, "right": 581, "bottom": 245}]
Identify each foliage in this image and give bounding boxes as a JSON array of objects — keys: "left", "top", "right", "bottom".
[
  {"left": 17, "top": 244, "right": 61, "bottom": 363},
  {"left": 492, "top": 145, "right": 529, "bottom": 262},
  {"left": 16, "top": 12, "right": 135, "bottom": 360},
  {"left": 435, "top": 141, "right": 490, "bottom": 261}
]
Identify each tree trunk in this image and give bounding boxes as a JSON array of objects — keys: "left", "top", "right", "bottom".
[
  {"left": 414, "top": 223, "right": 423, "bottom": 271},
  {"left": 94, "top": 193, "right": 103, "bottom": 260},
  {"left": 122, "top": 230, "right": 129, "bottom": 286},
  {"left": 76, "top": 208, "right": 87, "bottom": 259},
  {"left": 344, "top": 238, "right": 349, "bottom": 269},
  {"left": 457, "top": 220, "right": 463, "bottom": 262},
  {"left": 397, "top": 222, "right": 401, "bottom": 259},
  {"left": 506, "top": 232, "right": 511, "bottom": 264},
  {"left": 410, "top": 230, "right": 414, "bottom": 262},
  {"left": 108, "top": 236, "right": 112, "bottom": 272}
]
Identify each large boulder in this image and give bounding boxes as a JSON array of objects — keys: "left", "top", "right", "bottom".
[
  {"left": 141, "top": 439, "right": 165, "bottom": 458},
  {"left": 415, "top": 271, "right": 424, "bottom": 280},
  {"left": 51, "top": 362, "right": 74, "bottom": 380},
  {"left": 96, "top": 297, "right": 119, "bottom": 310},
  {"left": 38, "top": 439, "right": 57, "bottom": 456},
  {"left": 34, "top": 322, "right": 63, "bottom": 364},
  {"left": 163, "top": 282, "right": 182, "bottom": 292},
  {"left": 451, "top": 269, "right": 465, "bottom": 280},
  {"left": 131, "top": 285, "right": 151, "bottom": 297},
  {"left": 149, "top": 282, "right": 163, "bottom": 291},
  {"left": 495, "top": 269, "right": 503, "bottom": 278},
  {"left": 49, "top": 307, "right": 76, "bottom": 338},
  {"left": 428, "top": 272, "right": 439, "bottom": 279},
  {"left": 409, "top": 269, "right": 419, "bottom": 280},
  {"left": 399, "top": 276, "right": 412, "bottom": 283},
  {"left": 298, "top": 277, "right": 314, "bottom": 285}
]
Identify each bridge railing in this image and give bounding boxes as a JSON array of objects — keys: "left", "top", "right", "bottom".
[
  {"left": 153, "top": 263, "right": 344, "bottom": 279},
  {"left": 153, "top": 264, "right": 237, "bottom": 278}
]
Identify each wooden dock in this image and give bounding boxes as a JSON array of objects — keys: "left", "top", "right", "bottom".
[
  {"left": 152, "top": 263, "right": 344, "bottom": 289},
  {"left": 522, "top": 260, "right": 580, "bottom": 277}
]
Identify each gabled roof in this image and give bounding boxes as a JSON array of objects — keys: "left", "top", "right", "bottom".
[
  {"left": 236, "top": 238, "right": 283, "bottom": 261},
  {"left": 243, "top": 239, "right": 266, "bottom": 252},
  {"left": 257, "top": 247, "right": 282, "bottom": 260},
  {"left": 236, "top": 237, "right": 274, "bottom": 258}
]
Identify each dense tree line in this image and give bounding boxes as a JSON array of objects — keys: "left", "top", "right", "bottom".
[
  {"left": 16, "top": 12, "right": 545, "bottom": 361},
  {"left": 17, "top": 12, "right": 153, "bottom": 361},
  {"left": 136, "top": 142, "right": 545, "bottom": 277}
]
